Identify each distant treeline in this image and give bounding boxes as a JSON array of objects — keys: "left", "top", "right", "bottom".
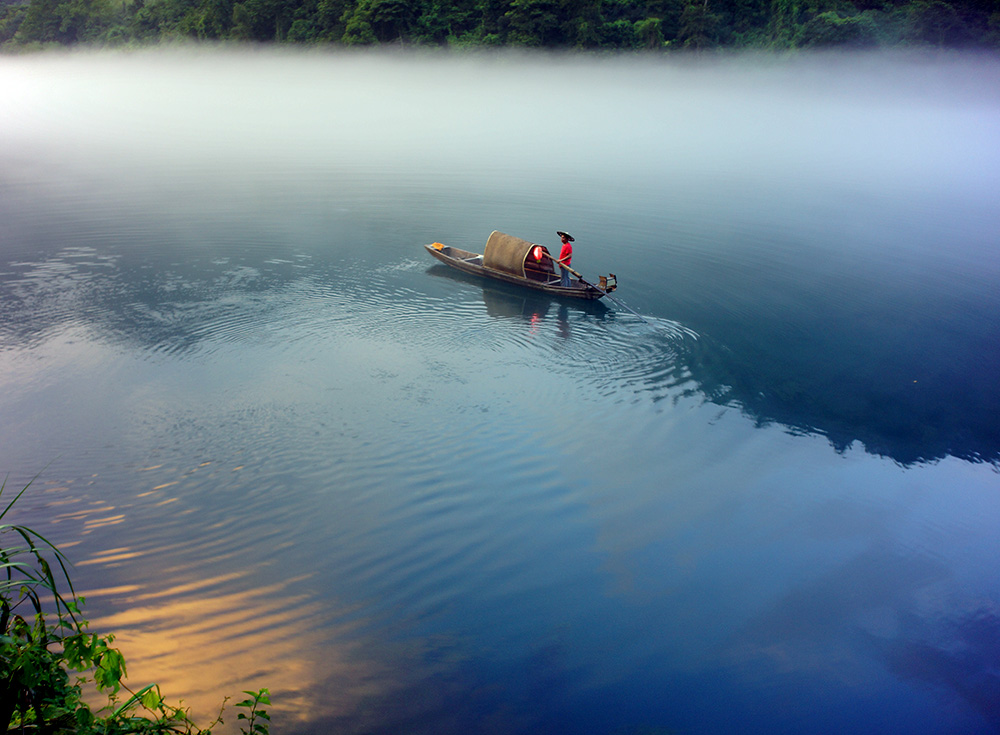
[{"left": 2, "top": 0, "right": 998, "bottom": 50}]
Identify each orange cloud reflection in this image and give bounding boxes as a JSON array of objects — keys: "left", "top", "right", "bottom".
[{"left": 82, "top": 572, "right": 383, "bottom": 733}]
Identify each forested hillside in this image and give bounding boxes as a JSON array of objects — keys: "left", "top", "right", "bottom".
[{"left": 1, "top": 0, "right": 998, "bottom": 50}]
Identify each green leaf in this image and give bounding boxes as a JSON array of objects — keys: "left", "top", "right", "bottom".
[{"left": 140, "top": 684, "right": 163, "bottom": 710}]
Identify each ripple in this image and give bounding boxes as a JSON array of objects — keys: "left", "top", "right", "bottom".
[{"left": 0, "top": 235, "right": 702, "bottom": 424}]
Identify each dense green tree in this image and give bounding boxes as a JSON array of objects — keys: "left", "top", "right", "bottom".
[
  {"left": 561, "top": 0, "right": 601, "bottom": 44},
  {"left": 645, "top": 0, "right": 683, "bottom": 41},
  {"left": 713, "top": 0, "right": 769, "bottom": 44},
  {"left": 504, "top": 0, "right": 564, "bottom": 44},
  {"left": 339, "top": 0, "right": 423, "bottom": 42},
  {"left": 678, "top": 0, "right": 720, "bottom": 46},
  {"left": 231, "top": 0, "right": 297, "bottom": 40},
  {"left": 634, "top": 15, "right": 664, "bottom": 45},
  {"left": 601, "top": 0, "right": 641, "bottom": 23},
  {"left": 370, "top": 0, "right": 417, "bottom": 39},
  {"left": 600, "top": 17, "right": 636, "bottom": 43},
  {"left": 420, "top": 0, "right": 490, "bottom": 41},
  {"left": 340, "top": 14, "right": 374, "bottom": 39},
  {"left": 122, "top": 0, "right": 212, "bottom": 41},
  {"left": 414, "top": 0, "right": 457, "bottom": 40},
  {"left": 904, "top": 0, "right": 972, "bottom": 44},
  {"left": 796, "top": 9, "right": 881, "bottom": 46},
  {"left": 472, "top": 0, "right": 505, "bottom": 37},
  {"left": 292, "top": 16, "right": 323, "bottom": 38},
  {"left": 3, "top": 0, "right": 999, "bottom": 50},
  {"left": 13, "top": 0, "right": 113, "bottom": 42},
  {"left": 13, "top": 0, "right": 66, "bottom": 42},
  {"left": 314, "top": 0, "right": 348, "bottom": 39},
  {"left": 0, "top": 4, "right": 28, "bottom": 43},
  {"left": 765, "top": 0, "right": 800, "bottom": 45},
  {"left": 176, "top": 0, "right": 235, "bottom": 38}
]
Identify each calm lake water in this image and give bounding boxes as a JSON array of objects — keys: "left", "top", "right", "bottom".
[{"left": 2, "top": 48, "right": 1000, "bottom": 734}]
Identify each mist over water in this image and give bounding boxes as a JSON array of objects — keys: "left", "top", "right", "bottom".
[{"left": 2, "top": 48, "right": 1000, "bottom": 734}]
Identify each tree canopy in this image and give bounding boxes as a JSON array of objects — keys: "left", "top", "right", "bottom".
[{"left": 2, "top": 0, "right": 999, "bottom": 50}]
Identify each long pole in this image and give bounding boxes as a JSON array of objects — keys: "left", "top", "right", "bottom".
[{"left": 544, "top": 251, "right": 650, "bottom": 324}]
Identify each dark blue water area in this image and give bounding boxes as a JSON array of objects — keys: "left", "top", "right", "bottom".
[{"left": 2, "top": 49, "right": 1000, "bottom": 735}]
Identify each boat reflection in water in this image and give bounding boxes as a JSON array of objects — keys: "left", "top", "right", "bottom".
[{"left": 426, "top": 261, "right": 614, "bottom": 339}]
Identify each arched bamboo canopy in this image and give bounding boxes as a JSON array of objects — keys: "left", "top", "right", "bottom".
[{"left": 483, "top": 231, "right": 552, "bottom": 278}]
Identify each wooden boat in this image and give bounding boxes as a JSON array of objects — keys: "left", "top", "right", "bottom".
[{"left": 424, "top": 231, "right": 617, "bottom": 301}]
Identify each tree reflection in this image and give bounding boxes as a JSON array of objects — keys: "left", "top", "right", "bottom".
[{"left": 428, "top": 261, "right": 1000, "bottom": 467}]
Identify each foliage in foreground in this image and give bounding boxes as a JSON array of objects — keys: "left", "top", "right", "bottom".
[
  {"left": 1, "top": 0, "right": 999, "bottom": 50},
  {"left": 0, "top": 475, "right": 270, "bottom": 735}
]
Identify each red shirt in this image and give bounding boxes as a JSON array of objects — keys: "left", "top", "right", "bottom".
[{"left": 559, "top": 241, "right": 573, "bottom": 267}]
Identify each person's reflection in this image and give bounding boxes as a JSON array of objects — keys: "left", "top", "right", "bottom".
[
  {"left": 557, "top": 304, "right": 570, "bottom": 339},
  {"left": 526, "top": 305, "right": 570, "bottom": 339}
]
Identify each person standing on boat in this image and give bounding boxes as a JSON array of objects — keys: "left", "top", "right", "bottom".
[{"left": 556, "top": 231, "right": 574, "bottom": 287}]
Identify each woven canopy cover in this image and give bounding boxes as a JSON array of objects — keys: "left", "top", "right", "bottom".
[{"left": 483, "top": 231, "right": 550, "bottom": 277}]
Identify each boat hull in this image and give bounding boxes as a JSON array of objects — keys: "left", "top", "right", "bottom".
[{"left": 424, "top": 244, "right": 606, "bottom": 301}]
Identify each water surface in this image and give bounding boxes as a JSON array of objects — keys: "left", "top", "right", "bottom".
[{"left": 1, "top": 48, "right": 999, "bottom": 734}]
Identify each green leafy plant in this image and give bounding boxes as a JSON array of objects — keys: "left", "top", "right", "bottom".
[
  {"left": 236, "top": 689, "right": 271, "bottom": 735},
  {"left": 0, "top": 474, "right": 270, "bottom": 735}
]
